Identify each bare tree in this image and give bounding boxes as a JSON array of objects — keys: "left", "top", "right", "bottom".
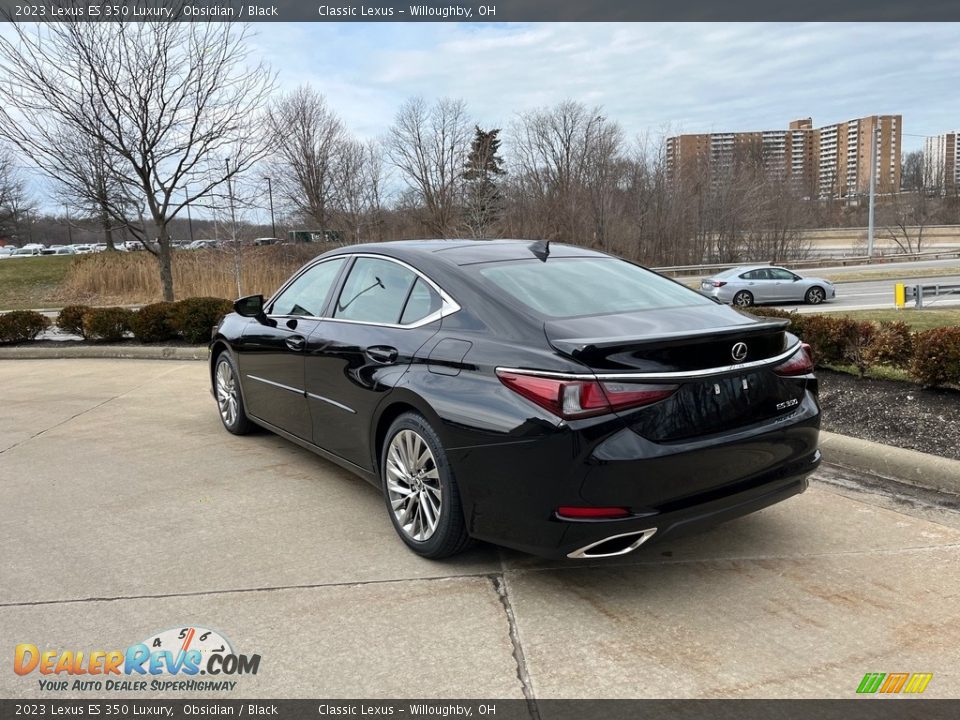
[
  {"left": 333, "top": 139, "right": 387, "bottom": 243},
  {"left": 880, "top": 150, "right": 937, "bottom": 253},
  {"left": 387, "top": 97, "right": 472, "bottom": 237},
  {"left": 0, "top": 145, "right": 32, "bottom": 242},
  {"left": 0, "top": 15, "right": 275, "bottom": 300},
  {"left": 268, "top": 85, "right": 345, "bottom": 231}
]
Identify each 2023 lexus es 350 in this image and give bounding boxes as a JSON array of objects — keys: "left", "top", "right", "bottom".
[{"left": 209, "top": 240, "right": 821, "bottom": 560}]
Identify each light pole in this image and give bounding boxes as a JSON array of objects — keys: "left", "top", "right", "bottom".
[
  {"left": 265, "top": 176, "right": 276, "bottom": 238},
  {"left": 867, "top": 121, "right": 878, "bottom": 258},
  {"left": 185, "top": 184, "right": 195, "bottom": 243}
]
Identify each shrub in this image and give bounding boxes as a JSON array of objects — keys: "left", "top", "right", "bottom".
[
  {"left": 909, "top": 327, "right": 960, "bottom": 388},
  {"left": 0, "top": 310, "right": 50, "bottom": 344},
  {"left": 865, "top": 320, "right": 914, "bottom": 369},
  {"left": 745, "top": 307, "right": 806, "bottom": 339},
  {"left": 83, "top": 307, "right": 133, "bottom": 342},
  {"left": 842, "top": 320, "right": 877, "bottom": 377},
  {"left": 173, "top": 297, "right": 233, "bottom": 344},
  {"left": 129, "top": 302, "right": 177, "bottom": 343},
  {"left": 796, "top": 314, "right": 851, "bottom": 365},
  {"left": 56, "top": 305, "right": 91, "bottom": 338}
]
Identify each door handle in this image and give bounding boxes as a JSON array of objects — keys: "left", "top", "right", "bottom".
[
  {"left": 285, "top": 335, "right": 306, "bottom": 351},
  {"left": 366, "top": 345, "right": 398, "bottom": 364}
]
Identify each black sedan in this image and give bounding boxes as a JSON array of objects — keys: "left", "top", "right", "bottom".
[{"left": 209, "top": 240, "right": 820, "bottom": 559}]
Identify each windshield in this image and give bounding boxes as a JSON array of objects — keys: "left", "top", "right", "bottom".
[{"left": 477, "top": 257, "right": 714, "bottom": 318}]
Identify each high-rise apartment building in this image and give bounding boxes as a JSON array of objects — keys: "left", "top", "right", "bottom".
[
  {"left": 925, "top": 132, "right": 959, "bottom": 190},
  {"left": 666, "top": 115, "right": 902, "bottom": 199}
]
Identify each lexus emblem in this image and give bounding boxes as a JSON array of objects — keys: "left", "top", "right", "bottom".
[{"left": 731, "top": 342, "right": 748, "bottom": 362}]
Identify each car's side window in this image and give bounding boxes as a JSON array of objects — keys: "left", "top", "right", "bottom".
[
  {"left": 270, "top": 258, "right": 346, "bottom": 317},
  {"left": 771, "top": 268, "right": 797, "bottom": 281},
  {"left": 400, "top": 278, "right": 442, "bottom": 325},
  {"left": 741, "top": 270, "right": 759, "bottom": 281},
  {"left": 334, "top": 257, "right": 419, "bottom": 325}
]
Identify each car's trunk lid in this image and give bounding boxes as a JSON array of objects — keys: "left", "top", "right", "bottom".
[{"left": 544, "top": 305, "right": 805, "bottom": 441}]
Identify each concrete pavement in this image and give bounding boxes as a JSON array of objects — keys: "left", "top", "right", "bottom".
[{"left": 2, "top": 359, "right": 959, "bottom": 699}]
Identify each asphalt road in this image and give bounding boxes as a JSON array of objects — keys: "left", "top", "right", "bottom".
[
  {"left": 796, "top": 274, "right": 960, "bottom": 313},
  {"left": 1, "top": 360, "right": 959, "bottom": 699}
]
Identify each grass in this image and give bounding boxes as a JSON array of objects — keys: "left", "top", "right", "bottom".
[
  {"left": 58, "top": 245, "right": 321, "bottom": 305},
  {"left": 0, "top": 256, "right": 75, "bottom": 310},
  {"left": 828, "top": 308, "right": 960, "bottom": 331}
]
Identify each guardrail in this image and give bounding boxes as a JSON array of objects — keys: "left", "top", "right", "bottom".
[
  {"left": 899, "top": 283, "right": 960, "bottom": 309},
  {"left": 654, "top": 249, "right": 960, "bottom": 277}
]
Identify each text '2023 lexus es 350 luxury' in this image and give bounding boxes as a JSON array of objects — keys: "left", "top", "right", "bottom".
[{"left": 210, "top": 240, "right": 820, "bottom": 559}]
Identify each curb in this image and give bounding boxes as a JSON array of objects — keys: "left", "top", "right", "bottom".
[
  {"left": 0, "top": 345, "right": 206, "bottom": 361},
  {"left": 820, "top": 430, "right": 960, "bottom": 496}
]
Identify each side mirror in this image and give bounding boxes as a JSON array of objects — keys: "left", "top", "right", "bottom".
[{"left": 234, "top": 294, "right": 265, "bottom": 318}]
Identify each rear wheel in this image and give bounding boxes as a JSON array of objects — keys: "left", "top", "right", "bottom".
[
  {"left": 733, "top": 290, "right": 754, "bottom": 307},
  {"left": 381, "top": 413, "right": 472, "bottom": 558},
  {"left": 805, "top": 286, "right": 826, "bottom": 305},
  {"left": 214, "top": 353, "right": 253, "bottom": 435}
]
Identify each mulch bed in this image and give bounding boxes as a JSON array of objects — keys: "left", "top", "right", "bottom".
[{"left": 818, "top": 369, "right": 960, "bottom": 460}]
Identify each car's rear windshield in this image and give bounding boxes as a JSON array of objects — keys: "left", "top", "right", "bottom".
[{"left": 476, "top": 257, "right": 714, "bottom": 318}]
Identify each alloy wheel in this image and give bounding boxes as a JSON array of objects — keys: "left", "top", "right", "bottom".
[
  {"left": 216, "top": 360, "right": 239, "bottom": 427},
  {"left": 734, "top": 291, "right": 753, "bottom": 307},
  {"left": 807, "top": 287, "right": 825, "bottom": 304},
  {"left": 385, "top": 429, "right": 442, "bottom": 541}
]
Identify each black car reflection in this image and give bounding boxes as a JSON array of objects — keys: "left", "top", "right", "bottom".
[{"left": 210, "top": 240, "right": 820, "bottom": 558}]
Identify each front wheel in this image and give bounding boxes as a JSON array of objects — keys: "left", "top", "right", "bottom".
[
  {"left": 733, "top": 290, "right": 754, "bottom": 307},
  {"left": 805, "top": 286, "right": 826, "bottom": 305},
  {"left": 381, "top": 413, "right": 472, "bottom": 558},
  {"left": 214, "top": 352, "right": 253, "bottom": 435}
]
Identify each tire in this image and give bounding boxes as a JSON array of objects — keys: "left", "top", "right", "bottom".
[
  {"left": 381, "top": 412, "right": 472, "bottom": 559},
  {"left": 805, "top": 286, "right": 826, "bottom": 305},
  {"left": 733, "top": 290, "right": 754, "bottom": 307},
  {"left": 214, "top": 352, "right": 253, "bottom": 435}
]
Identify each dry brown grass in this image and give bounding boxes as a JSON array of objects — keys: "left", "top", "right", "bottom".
[{"left": 58, "top": 245, "right": 323, "bottom": 304}]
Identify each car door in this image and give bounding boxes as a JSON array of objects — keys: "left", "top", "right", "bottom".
[
  {"left": 236, "top": 257, "right": 348, "bottom": 440},
  {"left": 736, "top": 269, "right": 767, "bottom": 302},
  {"left": 304, "top": 255, "right": 451, "bottom": 469},
  {"left": 769, "top": 268, "right": 804, "bottom": 301}
]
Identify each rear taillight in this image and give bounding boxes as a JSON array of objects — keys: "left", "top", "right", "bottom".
[
  {"left": 496, "top": 370, "right": 677, "bottom": 419},
  {"left": 774, "top": 343, "right": 815, "bottom": 376},
  {"left": 712, "top": 280, "right": 727, "bottom": 288}
]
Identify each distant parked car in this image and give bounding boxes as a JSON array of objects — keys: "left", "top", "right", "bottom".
[
  {"left": 11, "top": 247, "right": 42, "bottom": 257},
  {"left": 0, "top": 246, "right": 17, "bottom": 258},
  {"left": 700, "top": 266, "right": 836, "bottom": 307},
  {"left": 41, "top": 246, "right": 77, "bottom": 256},
  {"left": 253, "top": 237, "right": 280, "bottom": 247},
  {"left": 186, "top": 239, "right": 218, "bottom": 250}
]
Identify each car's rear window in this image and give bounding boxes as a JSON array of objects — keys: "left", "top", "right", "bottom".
[{"left": 477, "top": 257, "right": 714, "bottom": 318}]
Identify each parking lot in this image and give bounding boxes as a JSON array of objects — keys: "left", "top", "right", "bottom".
[{"left": 1, "top": 359, "right": 959, "bottom": 698}]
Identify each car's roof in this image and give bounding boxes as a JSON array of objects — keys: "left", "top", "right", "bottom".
[{"left": 323, "top": 239, "right": 606, "bottom": 267}]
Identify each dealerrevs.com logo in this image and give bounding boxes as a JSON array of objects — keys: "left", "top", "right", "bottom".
[{"left": 14, "top": 626, "right": 261, "bottom": 692}]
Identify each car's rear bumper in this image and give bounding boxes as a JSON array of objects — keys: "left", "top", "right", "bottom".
[{"left": 448, "top": 392, "right": 820, "bottom": 558}]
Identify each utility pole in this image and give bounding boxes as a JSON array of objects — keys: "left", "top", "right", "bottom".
[
  {"left": 185, "top": 184, "right": 195, "bottom": 243},
  {"left": 265, "top": 176, "right": 276, "bottom": 238},
  {"left": 866, "top": 121, "right": 878, "bottom": 258},
  {"left": 64, "top": 205, "right": 73, "bottom": 245},
  {"left": 226, "top": 158, "right": 241, "bottom": 297}
]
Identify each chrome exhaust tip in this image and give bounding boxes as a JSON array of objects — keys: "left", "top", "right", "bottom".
[{"left": 567, "top": 528, "right": 657, "bottom": 559}]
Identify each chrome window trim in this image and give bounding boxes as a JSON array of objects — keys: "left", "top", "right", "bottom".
[
  {"left": 266, "top": 253, "right": 460, "bottom": 330},
  {"left": 497, "top": 342, "right": 803, "bottom": 383}
]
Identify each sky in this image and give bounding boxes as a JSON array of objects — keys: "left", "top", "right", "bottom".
[
  {"left": 249, "top": 22, "right": 960, "bottom": 151},
  {"left": 8, "top": 21, "right": 960, "bottom": 218}
]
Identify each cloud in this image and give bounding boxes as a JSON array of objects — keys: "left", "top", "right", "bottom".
[{"left": 253, "top": 22, "right": 960, "bottom": 150}]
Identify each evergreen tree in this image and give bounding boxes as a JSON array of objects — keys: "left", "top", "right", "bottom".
[{"left": 462, "top": 126, "right": 506, "bottom": 237}]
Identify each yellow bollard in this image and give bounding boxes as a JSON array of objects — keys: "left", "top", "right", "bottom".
[{"left": 895, "top": 283, "right": 906, "bottom": 309}]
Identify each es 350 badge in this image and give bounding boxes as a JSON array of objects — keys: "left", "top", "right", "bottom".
[{"left": 14, "top": 626, "right": 261, "bottom": 692}]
